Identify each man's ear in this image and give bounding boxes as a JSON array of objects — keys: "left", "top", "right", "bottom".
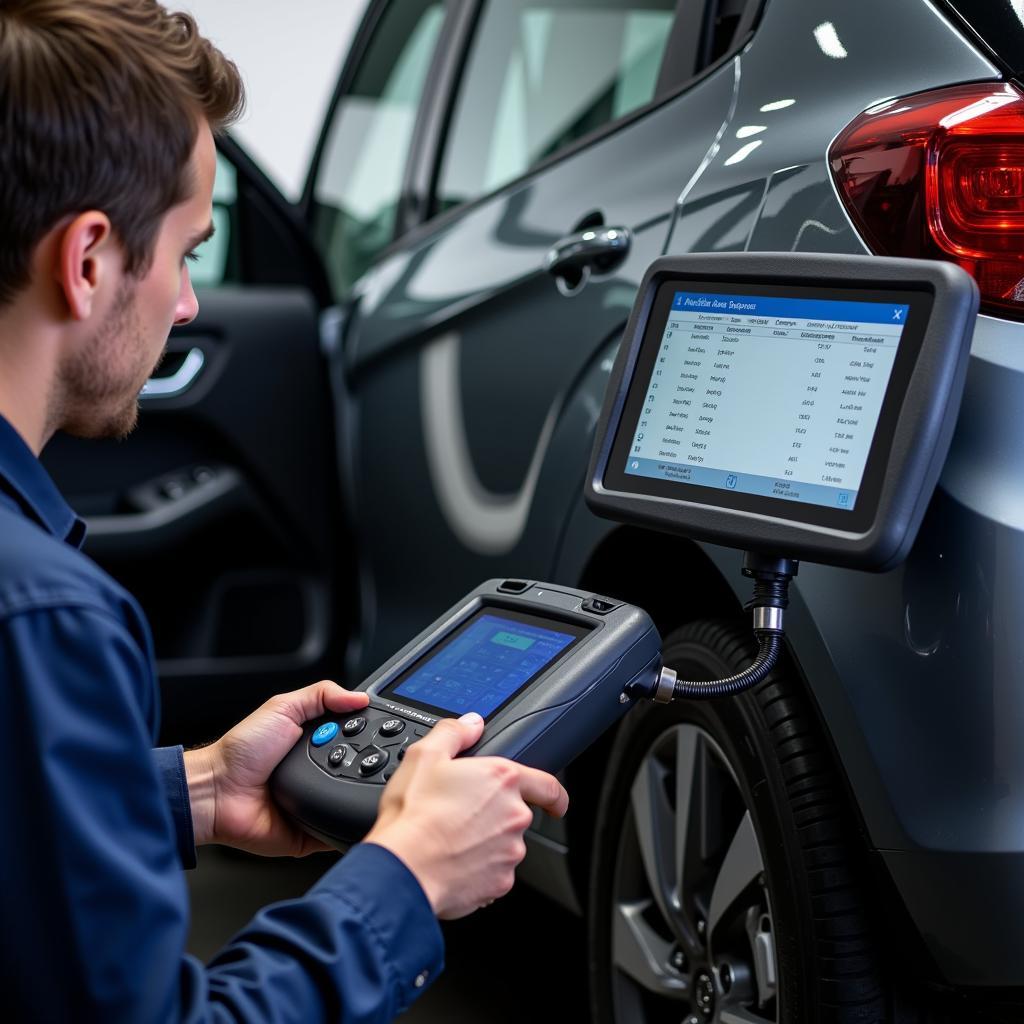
[{"left": 55, "top": 211, "right": 115, "bottom": 321}]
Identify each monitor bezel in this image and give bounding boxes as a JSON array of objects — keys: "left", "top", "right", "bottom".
[{"left": 585, "top": 253, "right": 978, "bottom": 571}]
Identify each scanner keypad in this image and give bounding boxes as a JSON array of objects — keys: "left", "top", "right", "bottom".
[{"left": 308, "top": 707, "right": 429, "bottom": 784}]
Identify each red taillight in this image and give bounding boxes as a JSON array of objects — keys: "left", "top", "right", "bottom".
[{"left": 830, "top": 82, "right": 1024, "bottom": 319}]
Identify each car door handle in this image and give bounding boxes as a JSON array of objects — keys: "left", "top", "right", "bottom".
[
  {"left": 140, "top": 347, "right": 205, "bottom": 400},
  {"left": 544, "top": 226, "right": 632, "bottom": 285}
]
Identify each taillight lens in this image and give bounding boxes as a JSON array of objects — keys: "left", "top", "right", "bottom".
[{"left": 830, "top": 82, "right": 1024, "bottom": 319}]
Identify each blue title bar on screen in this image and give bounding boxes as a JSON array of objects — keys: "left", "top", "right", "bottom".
[{"left": 672, "top": 291, "right": 910, "bottom": 326}]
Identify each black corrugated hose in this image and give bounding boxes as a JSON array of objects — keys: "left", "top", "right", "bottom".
[
  {"left": 654, "top": 553, "right": 797, "bottom": 702},
  {"left": 671, "top": 629, "right": 783, "bottom": 699}
]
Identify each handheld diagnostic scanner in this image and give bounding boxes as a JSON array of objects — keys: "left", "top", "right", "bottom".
[
  {"left": 586, "top": 252, "right": 978, "bottom": 699},
  {"left": 271, "top": 580, "right": 660, "bottom": 846}
]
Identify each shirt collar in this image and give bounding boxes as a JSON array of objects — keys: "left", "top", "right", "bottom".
[{"left": 0, "top": 414, "right": 86, "bottom": 548}]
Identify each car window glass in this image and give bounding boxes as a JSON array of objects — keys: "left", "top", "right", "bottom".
[
  {"left": 938, "top": 0, "right": 1024, "bottom": 75},
  {"left": 312, "top": 0, "right": 445, "bottom": 298},
  {"left": 189, "top": 151, "right": 236, "bottom": 287},
  {"left": 436, "top": 0, "right": 676, "bottom": 213}
]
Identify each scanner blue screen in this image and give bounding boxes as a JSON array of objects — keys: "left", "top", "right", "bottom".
[{"left": 391, "top": 613, "right": 577, "bottom": 718}]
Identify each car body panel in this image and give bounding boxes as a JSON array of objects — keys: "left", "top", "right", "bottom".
[{"left": 338, "top": 53, "right": 739, "bottom": 679}]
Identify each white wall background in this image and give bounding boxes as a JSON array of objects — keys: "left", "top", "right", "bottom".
[{"left": 181, "top": 1, "right": 370, "bottom": 199}]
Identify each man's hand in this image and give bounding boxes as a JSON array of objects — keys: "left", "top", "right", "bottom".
[
  {"left": 184, "top": 681, "right": 370, "bottom": 857},
  {"left": 364, "top": 713, "right": 569, "bottom": 920}
]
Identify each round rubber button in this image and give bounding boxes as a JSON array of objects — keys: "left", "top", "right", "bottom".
[
  {"left": 380, "top": 718, "right": 405, "bottom": 738},
  {"left": 327, "top": 745, "right": 347, "bottom": 767},
  {"left": 342, "top": 717, "right": 367, "bottom": 737},
  {"left": 311, "top": 722, "right": 339, "bottom": 746},
  {"left": 358, "top": 749, "right": 389, "bottom": 777}
]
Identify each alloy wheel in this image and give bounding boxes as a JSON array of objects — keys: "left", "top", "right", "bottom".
[{"left": 609, "top": 722, "right": 778, "bottom": 1024}]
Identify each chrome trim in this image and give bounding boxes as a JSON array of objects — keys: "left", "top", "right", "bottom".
[
  {"left": 544, "top": 226, "right": 633, "bottom": 279},
  {"left": 140, "top": 348, "right": 205, "bottom": 399}
]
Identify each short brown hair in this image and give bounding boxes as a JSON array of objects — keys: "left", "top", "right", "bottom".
[{"left": 0, "top": 0, "right": 244, "bottom": 305}]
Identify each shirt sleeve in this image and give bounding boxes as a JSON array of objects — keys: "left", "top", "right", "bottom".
[
  {"left": 153, "top": 745, "right": 198, "bottom": 869},
  {"left": 0, "top": 603, "right": 444, "bottom": 1023},
  {"left": 193, "top": 844, "right": 444, "bottom": 1024}
]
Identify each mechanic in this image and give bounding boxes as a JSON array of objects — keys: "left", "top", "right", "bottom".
[{"left": 0, "top": 2, "right": 568, "bottom": 1021}]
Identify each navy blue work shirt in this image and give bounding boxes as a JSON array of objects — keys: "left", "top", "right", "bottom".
[{"left": 0, "top": 414, "right": 443, "bottom": 1022}]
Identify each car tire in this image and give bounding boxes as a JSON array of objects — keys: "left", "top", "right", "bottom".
[{"left": 587, "top": 618, "right": 887, "bottom": 1023}]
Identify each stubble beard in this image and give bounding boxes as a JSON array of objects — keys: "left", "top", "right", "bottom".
[{"left": 57, "top": 280, "right": 162, "bottom": 441}]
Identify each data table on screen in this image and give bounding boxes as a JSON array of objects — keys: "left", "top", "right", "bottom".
[{"left": 624, "top": 291, "right": 909, "bottom": 510}]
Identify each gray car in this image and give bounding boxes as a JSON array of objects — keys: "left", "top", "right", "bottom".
[{"left": 42, "top": 0, "right": 1024, "bottom": 1020}]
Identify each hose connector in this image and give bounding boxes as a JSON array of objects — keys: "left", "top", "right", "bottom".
[
  {"left": 752, "top": 605, "right": 784, "bottom": 632},
  {"left": 640, "top": 552, "right": 798, "bottom": 703},
  {"left": 651, "top": 666, "right": 677, "bottom": 704}
]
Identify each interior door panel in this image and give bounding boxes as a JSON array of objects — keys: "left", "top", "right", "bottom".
[{"left": 42, "top": 286, "right": 344, "bottom": 744}]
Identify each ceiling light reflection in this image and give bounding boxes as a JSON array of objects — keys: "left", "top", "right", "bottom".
[
  {"left": 723, "top": 140, "right": 763, "bottom": 167},
  {"left": 814, "top": 21, "right": 848, "bottom": 59}
]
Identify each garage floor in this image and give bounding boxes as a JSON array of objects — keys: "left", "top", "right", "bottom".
[{"left": 187, "top": 846, "right": 589, "bottom": 1020}]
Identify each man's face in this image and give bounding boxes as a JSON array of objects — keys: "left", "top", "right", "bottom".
[{"left": 59, "top": 123, "right": 217, "bottom": 439}]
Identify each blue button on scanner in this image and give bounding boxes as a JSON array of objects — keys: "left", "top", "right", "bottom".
[{"left": 311, "top": 722, "right": 339, "bottom": 746}]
